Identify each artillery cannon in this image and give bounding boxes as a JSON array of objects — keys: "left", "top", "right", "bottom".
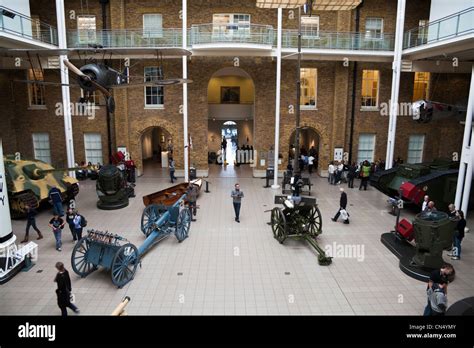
[
  {"left": 96, "top": 165, "right": 135, "bottom": 210},
  {"left": 71, "top": 187, "right": 192, "bottom": 288},
  {"left": 270, "top": 195, "right": 332, "bottom": 265},
  {"left": 3, "top": 156, "right": 81, "bottom": 218}
]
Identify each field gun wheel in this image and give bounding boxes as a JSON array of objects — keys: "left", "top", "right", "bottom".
[
  {"left": 71, "top": 237, "right": 96, "bottom": 277},
  {"left": 271, "top": 207, "right": 287, "bottom": 244},
  {"left": 305, "top": 206, "right": 323, "bottom": 238},
  {"left": 175, "top": 208, "right": 191, "bottom": 242},
  {"left": 141, "top": 204, "right": 167, "bottom": 236},
  {"left": 111, "top": 243, "right": 139, "bottom": 288}
]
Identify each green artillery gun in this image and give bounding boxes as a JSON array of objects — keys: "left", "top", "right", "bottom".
[
  {"left": 270, "top": 195, "right": 332, "bottom": 266},
  {"left": 3, "top": 156, "right": 80, "bottom": 218}
]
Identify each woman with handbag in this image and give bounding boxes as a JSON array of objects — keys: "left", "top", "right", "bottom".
[{"left": 54, "top": 262, "right": 80, "bottom": 316}]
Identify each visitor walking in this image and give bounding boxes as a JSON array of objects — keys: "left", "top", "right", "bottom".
[
  {"left": 427, "top": 278, "right": 448, "bottom": 316},
  {"left": 187, "top": 184, "right": 198, "bottom": 221},
  {"left": 328, "top": 161, "right": 335, "bottom": 185},
  {"left": 66, "top": 208, "right": 77, "bottom": 241},
  {"left": 49, "top": 214, "right": 65, "bottom": 251},
  {"left": 49, "top": 186, "right": 64, "bottom": 217},
  {"left": 331, "top": 188, "right": 349, "bottom": 224},
  {"left": 423, "top": 264, "right": 454, "bottom": 316},
  {"left": 72, "top": 210, "right": 87, "bottom": 241},
  {"left": 231, "top": 183, "right": 244, "bottom": 223},
  {"left": 308, "top": 154, "right": 315, "bottom": 174},
  {"left": 450, "top": 210, "right": 466, "bottom": 260},
  {"left": 54, "top": 262, "right": 80, "bottom": 316},
  {"left": 21, "top": 205, "right": 43, "bottom": 243}
]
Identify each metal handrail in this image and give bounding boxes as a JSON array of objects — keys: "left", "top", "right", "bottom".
[
  {"left": 190, "top": 23, "right": 274, "bottom": 46},
  {"left": 282, "top": 30, "right": 395, "bottom": 51},
  {"left": 403, "top": 7, "right": 474, "bottom": 49},
  {"left": 67, "top": 28, "right": 183, "bottom": 48},
  {"left": 0, "top": 5, "right": 58, "bottom": 45}
]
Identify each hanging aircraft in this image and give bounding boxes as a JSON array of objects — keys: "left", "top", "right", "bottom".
[{"left": 0, "top": 45, "right": 193, "bottom": 113}]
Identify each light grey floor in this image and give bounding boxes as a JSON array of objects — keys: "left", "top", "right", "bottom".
[{"left": 1, "top": 163, "right": 473, "bottom": 315}]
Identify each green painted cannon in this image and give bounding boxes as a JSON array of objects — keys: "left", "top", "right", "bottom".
[{"left": 270, "top": 195, "right": 332, "bottom": 265}]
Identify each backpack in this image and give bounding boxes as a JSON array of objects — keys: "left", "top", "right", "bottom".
[{"left": 80, "top": 215, "right": 88, "bottom": 228}]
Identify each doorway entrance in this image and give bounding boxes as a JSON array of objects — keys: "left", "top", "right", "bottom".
[
  {"left": 207, "top": 67, "right": 255, "bottom": 177},
  {"left": 140, "top": 126, "right": 172, "bottom": 176},
  {"left": 289, "top": 127, "right": 321, "bottom": 174}
]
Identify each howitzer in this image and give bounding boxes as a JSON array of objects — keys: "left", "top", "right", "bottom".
[{"left": 270, "top": 195, "right": 332, "bottom": 265}]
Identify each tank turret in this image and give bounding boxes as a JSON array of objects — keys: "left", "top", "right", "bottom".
[{"left": 3, "top": 157, "right": 80, "bottom": 218}]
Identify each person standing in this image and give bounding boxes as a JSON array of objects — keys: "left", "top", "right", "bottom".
[
  {"left": 421, "top": 195, "right": 429, "bottom": 212},
  {"left": 72, "top": 211, "right": 86, "bottom": 242},
  {"left": 186, "top": 184, "right": 198, "bottom": 221},
  {"left": 49, "top": 186, "right": 64, "bottom": 217},
  {"left": 424, "top": 201, "right": 437, "bottom": 213},
  {"left": 423, "top": 264, "right": 454, "bottom": 316},
  {"left": 49, "top": 214, "right": 65, "bottom": 252},
  {"left": 231, "top": 183, "right": 244, "bottom": 223},
  {"left": 331, "top": 188, "right": 349, "bottom": 224},
  {"left": 450, "top": 210, "right": 466, "bottom": 260},
  {"left": 66, "top": 208, "right": 77, "bottom": 242},
  {"left": 54, "top": 262, "right": 79, "bottom": 316},
  {"left": 447, "top": 203, "right": 458, "bottom": 219},
  {"left": 359, "top": 160, "right": 371, "bottom": 190},
  {"left": 169, "top": 157, "right": 177, "bottom": 183},
  {"left": 21, "top": 205, "right": 43, "bottom": 243},
  {"left": 328, "top": 161, "right": 335, "bottom": 185},
  {"left": 347, "top": 162, "right": 357, "bottom": 189},
  {"left": 307, "top": 154, "right": 315, "bottom": 175}
]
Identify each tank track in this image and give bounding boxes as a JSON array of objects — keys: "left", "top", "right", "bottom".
[{"left": 10, "top": 192, "right": 39, "bottom": 219}]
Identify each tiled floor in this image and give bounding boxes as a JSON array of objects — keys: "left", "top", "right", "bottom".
[{"left": 1, "top": 163, "right": 473, "bottom": 315}]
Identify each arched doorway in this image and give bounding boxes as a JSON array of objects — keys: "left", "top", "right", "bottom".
[
  {"left": 289, "top": 127, "right": 321, "bottom": 174},
  {"left": 207, "top": 67, "right": 255, "bottom": 172},
  {"left": 140, "top": 126, "right": 172, "bottom": 176}
]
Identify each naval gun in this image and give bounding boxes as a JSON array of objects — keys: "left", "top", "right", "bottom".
[
  {"left": 96, "top": 165, "right": 135, "bottom": 210},
  {"left": 3, "top": 156, "right": 81, "bottom": 218}
]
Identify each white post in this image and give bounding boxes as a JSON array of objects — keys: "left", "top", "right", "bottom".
[
  {"left": 56, "top": 0, "right": 75, "bottom": 176},
  {"left": 0, "top": 139, "right": 13, "bottom": 242},
  {"left": 384, "top": 0, "right": 406, "bottom": 170},
  {"left": 272, "top": 8, "right": 282, "bottom": 189},
  {"left": 182, "top": 0, "right": 189, "bottom": 182},
  {"left": 455, "top": 64, "right": 474, "bottom": 215}
]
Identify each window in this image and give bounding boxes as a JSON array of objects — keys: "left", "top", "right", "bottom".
[
  {"left": 27, "top": 69, "right": 46, "bottom": 107},
  {"left": 407, "top": 134, "right": 424, "bottom": 164},
  {"left": 361, "top": 70, "right": 379, "bottom": 109},
  {"left": 143, "top": 14, "right": 163, "bottom": 38},
  {"left": 300, "top": 68, "right": 317, "bottom": 108},
  {"left": 302, "top": 16, "right": 320, "bottom": 38},
  {"left": 77, "top": 15, "right": 96, "bottom": 44},
  {"left": 412, "top": 72, "right": 430, "bottom": 101},
  {"left": 32, "top": 133, "right": 51, "bottom": 164},
  {"left": 365, "top": 18, "right": 383, "bottom": 39},
  {"left": 358, "top": 134, "right": 376, "bottom": 163},
  {"left": 212, "top": 14, "right": 251, "bottom": 38},
  {"left": 144, "top": 67, "right": 164, "bottom": 106},
  {"left": 84, "top": 133, "right": 103, "bottom": 165}
]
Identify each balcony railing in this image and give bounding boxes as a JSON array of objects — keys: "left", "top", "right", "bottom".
[
  {"left": 190, "top": 23, "right": 274, "bottom": 46},
  {"left": 67, "top": 28, "right": 182, "bottom": 48},
  {"left": 282, "top": 30, "right": 395, "bottom": 51},
  {"left": 0, "top": 6, "right": 57, "bottom": 45},
  {"left": 404, "top": 7, "right": 474, "bottom": 49}
]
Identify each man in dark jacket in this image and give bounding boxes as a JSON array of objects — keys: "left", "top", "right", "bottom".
[
  {"left": 21, "top": 205, "right": 43, "bottom": 243},
  {"left": 331, "top": 188, "right": 349, "bottom": 224},
  {"left": 423, "top": 264, "right": 454, "bottom": 315},
  {"left": 54, "top": 262, "right": 79, "bottom": 316},
  {"left": 49, "top": 186, "right": 64, "bottom": 217},
  {"left": 186, "top": 184, "right": 198, "bottom": 221},
  {"left": 66, "top": 208, "right": 77, "bottom": 242},
  {"left": 347, "top": 162, "right": 357, "bottom": 189}
]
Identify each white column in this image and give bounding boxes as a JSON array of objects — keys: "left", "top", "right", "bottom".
[
  {"left": 56, "top": 0, "right": 75, "bottom": 176},
  {"left": 0, "top": 139, "right": 13, "bottom": 241},
  {"left": 455, "top": 64, "right": 474, "bottom": 216},
  {"left": 272, "top": 8, "right": 283, "bottom": 189},
  {"left": 182, "top": 0, "right": 189, "bottom": 182},
  {"left": 384, "top": 0, "right": 406, "bottom": 170}
]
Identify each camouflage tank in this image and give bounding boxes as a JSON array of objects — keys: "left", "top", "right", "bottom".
[
  {"left": 370, "top": 158, "right": 463, "bottom": 212},
  {"left": 4, "top": 156, "right": 80, "bottom": 218}
]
